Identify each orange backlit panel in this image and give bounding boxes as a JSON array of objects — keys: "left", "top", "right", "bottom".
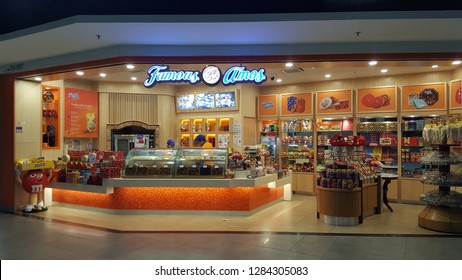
[{"left": 52, "top": 185, "right": 284, "bottom": 211}]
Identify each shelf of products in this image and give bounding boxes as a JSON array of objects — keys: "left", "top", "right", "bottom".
[
  {"left": 316, "top": 118, "right": 354, "bottom": 170},
  {"left": 281, "top": 119, "right": 315, "bottom": 172},
  {"left": 123, "top": 148, "right": 228, "bottom": 178},
  {"left": 260, "top": 119, "right": 279, "bottom": 160},
  {"left": 41, "top": 86, "right": 60, "bottom": 149},
  {"left": 357, "top": 117, "right": 398, "bottom": 167},
  {"left": 179, "top": 117, "right": 232, "bottom": 148}
]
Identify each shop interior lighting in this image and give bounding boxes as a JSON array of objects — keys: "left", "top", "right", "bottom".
[
  {"left": 276, "top": 79, "right": 282, "bottom": 83},
  {"left": 285, "top": 62, "right": 293, "bottom": 67},
  {"left": 76, "top": 71, "right": 84, "bottom": 76},
  {"left": 99, "top": 73, "right": 107, "bottom": 77},
  {"left": 325, "top": 74, "right": 331, "bottom": 78},
  {"left": 432, "top": 65, "right": 439, "bottom": 68},
  {"left": 368, "top": 61, "right": 378, "bottom": 66},
  {"left": 126, "top": 64, "right": 135, "bottom": 69},
  {"left": 131, "top": 77, "right": 137, "bottom": 81},
  {"left": 452, "top": 60, "right": 461, "bottom": 65},
  {"left": 381, "top": 69, "right": 388, "bottom": 73},
  {"left": 34, "top": 77, "right": 42, "bottom": 81}
]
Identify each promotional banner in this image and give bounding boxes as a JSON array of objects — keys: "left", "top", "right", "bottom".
[
  {"left": 316, "top": 89, "right": 352, "bottom": 115},
  {"left": 450, "top": 79, "right": 462, "bottom": 110},
  {"left": 357, "top": 86, "right": 397, "bottom": 113},
  {"left": 64, "top": 88, "right": 99, "bottom": 138},
  {"left": 401, "top": 83, "right": 446, "bottom": 111},
  {"left": 280, "top": 92, "right": 312, "bottom": 116},
  {"left": 257, "top": 95, "right": 277, "bottom": 117}
]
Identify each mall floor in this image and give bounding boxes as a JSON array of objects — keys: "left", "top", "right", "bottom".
[{"left": 1, "top": 195, "right": 461, "bottom": 260}]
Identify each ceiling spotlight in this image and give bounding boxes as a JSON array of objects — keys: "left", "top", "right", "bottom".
[
  {"left": 381, "top": 69, "right": 388, "bottom": 73},
  {"left": 432, "top": 65, "right": 439, "bottom": 68},
  {"left": 368, "top": 61, "right": 378, "bottom": 66},
  {"left": 126, "top": 64, "right": 135, "bottom": 69},
  {"left": 34, "top": 77, "right": 42, "bottom": 81},
  {"left": 131, "top": 77, "right": 137, "bottom": 81},
  {"left": 76, "top": 71, "right": 84, "bottom": 76},
  {"left": 285, "top": 62, "right": 293, "bottom": 67},
  {"left": 276, "top": 79, "right": 282, "bottom": 83},
  {"left": 99, "top": 73, "right": 107, "bottom": 77},
  {"left": 452, "top": 60, "right": 461, "bottom": 65},
  {"left": 325, "top": 74, "right": 331, "bottom": 78}
]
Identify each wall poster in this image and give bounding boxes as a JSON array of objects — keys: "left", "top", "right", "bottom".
[
  {"left": 315, "top": 89, "right": 353, "bottom": 115},
  {"left": 64, "top": 88, "right": 99, "bottom": 138},
  {"left": 357, "top": 86, "right": 397, "bottom": 113},
  {"left": 401, "top": 83, "right": 447, "bottom": 111},
  {"left": 450, "top": 79, "right": 462, "bottom": 110},
  {"left": 257, "top": 95, "right": 277, "bottom": 117},
  {"left": 280, "top": 92, "right": 312, "bottom": 116}
]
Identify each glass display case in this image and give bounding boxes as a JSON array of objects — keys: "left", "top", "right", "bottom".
[
  {"left": 123, "top": 148, "right": 228, "bottom": 178},
  {"left": 124, "top": 148, "right": 177, "bottom": 177},
  {"left": 175, "top": 148, "right": 228, "bottom": 178}
]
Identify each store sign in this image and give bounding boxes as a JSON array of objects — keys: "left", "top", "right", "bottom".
[{"left": 143, "top": 64, "right": 266, "bottom": 88}]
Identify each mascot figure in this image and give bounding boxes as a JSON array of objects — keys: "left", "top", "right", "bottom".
[{"left": 19, "top": 170, "right": 49, "bottom": 213}]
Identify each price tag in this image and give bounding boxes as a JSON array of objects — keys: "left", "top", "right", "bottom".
[
  {"left": 192, "top": 165, "right": 196, "bottom": 168},
  {"left": 214, "top": 165, "right": 219, "bottom": 168},
  {"left": 203, "top": 165, "right": 208, "bottom": 168},
  {"left": 179, "top": 165, "right": 184, "bottom": 168},
  {"left": 153, "top": 165, "right": 157, "bottom": 168}
]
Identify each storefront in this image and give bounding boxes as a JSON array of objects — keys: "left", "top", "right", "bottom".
[{"left": 1, "top": 6, "right": 462, "bottom": 234}]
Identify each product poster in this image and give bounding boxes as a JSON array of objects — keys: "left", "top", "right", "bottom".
[
  {"left": 257, "top": 95, "right": 277, "bottom": 117},
  {"left": 316, "top": 89, "right": 353, "bottom": 115},
  {"left": 215, "top": 91, "right": 237, "bottom": 109},
  {"left": 280, "top": 92, "right": 312, "bottom": 116},
  {"left": 450, "top": 79, "right": 462, "bottom": 110},
  {"left": 401, "top": 83, "right": 447, "bottom": 111},
  {"left": 195, "top": 93, "right": 215, "bottom": 110},
  {"left": 357, "top": 86, "right": 397, "bottom": 113},
  {"left": 64, "top": 88, "right": 99, "bottom": 138}
]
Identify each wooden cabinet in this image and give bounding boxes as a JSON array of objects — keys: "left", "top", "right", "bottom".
[
  {"left": 41, "top": 86, "right": 60, "bottom": 149},
  {"left": 292, "top": 172, "right": 315, "bottom": 194},
  {"left": 400, "top": 178, "right": 424, "bottom": 203}
]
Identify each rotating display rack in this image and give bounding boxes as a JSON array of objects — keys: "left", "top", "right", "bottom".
[{"left": 418, "top": 144, "right": 462, "bottom": 233}]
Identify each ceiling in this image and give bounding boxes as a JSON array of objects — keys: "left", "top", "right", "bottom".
[{"left": 3, "top": 10, "right": 462, "bottom": 85}]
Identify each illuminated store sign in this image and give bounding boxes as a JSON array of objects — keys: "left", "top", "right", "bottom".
[{"left": 144, "top": 64, "right": 266, "bottom": 88}]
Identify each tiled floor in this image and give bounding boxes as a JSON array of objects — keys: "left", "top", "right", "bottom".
[{"left": 1, "top": 195, "right": 461, "bottom": 260}]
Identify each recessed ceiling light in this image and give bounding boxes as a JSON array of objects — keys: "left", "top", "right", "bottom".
[
  {"left": 452, "top": 60, "right": 461, "bottom": 65},
  {"left": 99, "top": 73, "right": 107, "bottom": 77},
  {"left": 368, "top": 61, "right": 378, "bottom": 66},
  {"left": 126, "top": 64, "right": 135, "bottom": 69},
  {"left": 325, "top": 74, "right": 331, "bottom": 78},
  {"left": 381, "top": 69, "right": 388, "bottom": 73},
  {"left": 432, "top": 65, "right": 439, "bottom": 68},
  {"left": 34, "top": 77, "right": 42, "bottom": 81},
  {"left": 76, "top": 71, "right": 84, "bottom": 76},
  {"left": 285, "top": 62, "right": 293, "bottom": 67},
  {"left": 276, "top": 79, "right": 282, "bottom": 83},
  {"left": 131, "top": 77, "right": 137, "bottom": 81}
]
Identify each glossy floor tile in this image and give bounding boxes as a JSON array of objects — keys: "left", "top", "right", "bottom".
[{"left": 1, "top": 195, "right": 461, "bottom": 260}]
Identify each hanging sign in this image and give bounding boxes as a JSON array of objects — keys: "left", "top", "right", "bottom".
[{"left": 144, "top": 65, "right": 266, "bottom": 87}]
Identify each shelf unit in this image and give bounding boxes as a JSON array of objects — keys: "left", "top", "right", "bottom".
[
  {"left": 281, "top": 119, "right": 315, "bottom": 193},
  {"left": 315, "top": 117, "right": 354, "bottom": 170},
  {"left": 41, "top": 86, "right": 60, "bottom": 149},
  {"left": 179, "top": 117, "right": 233, "bottom": 148}
]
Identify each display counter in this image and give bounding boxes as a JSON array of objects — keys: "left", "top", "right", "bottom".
[
  {"left": 49, "top": 173, "right": 292, "bottom": 215},
  {"left": 316, "top": 182, "right": 379, "bottom": 226}
]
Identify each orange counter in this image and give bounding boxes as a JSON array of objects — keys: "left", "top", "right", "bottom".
[{"left": 50, "top": 174, "right": 292, "bottom": 215}]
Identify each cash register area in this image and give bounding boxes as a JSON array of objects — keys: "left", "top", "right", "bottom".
[{"left": 1, "top": 194, "right": 462, "bottom": 260}]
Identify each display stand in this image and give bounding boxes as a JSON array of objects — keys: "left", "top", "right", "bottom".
[{"left": 418, "top": 144, "right": 462, "bottom": 233}]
